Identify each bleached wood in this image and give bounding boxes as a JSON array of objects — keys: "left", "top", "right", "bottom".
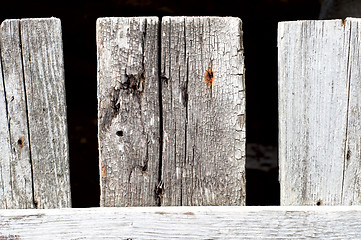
[
  {"left": 0, "top": 43, "right": 17, "bottom": 209},
  {"left": 20, "top": 18, "right": 70, "bottom": 208},
  {"left": 160, "top": 17, "right": 245, "bottom": 206},
  {"left": 342, "top": 18, "right": 361, "bottom": 205},
  {"left": 97, "top": 17, "right": 160, "bottom": 206},
  {"left": 0, "top": 18, "right": 70, "bottom": 208},
  {"left": 0, "top": 19, "right": 34, "bottom": 209},
  {"left": 1, "top": 206, "right": 361, "bottom": 239},
  {"left": 278, "top": 18, "right": 361, "bottom": 205}
]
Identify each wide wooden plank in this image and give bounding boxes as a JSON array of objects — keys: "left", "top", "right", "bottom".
[
  {"left": 278, "top": 18, "right": 361, "bottom": 205},
  {"left": 97, "top": 17, "right": 160, "bottom": 206},
  {"left": 20, "top": 18, "right": 70, "bottom": 208},
  {"left": 1, "top": 206, "right": 361, "bottom": 239},
  {"left": 0, "top": 18, "right": 70, "bottom": 208},
  {"left": 160, "top": 17, "right": 245, "bottom": 206},
  {"left": 0, "top": 19, "right": 34, "bottom": 209}
]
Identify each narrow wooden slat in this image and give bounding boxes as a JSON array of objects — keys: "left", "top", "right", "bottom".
[
  {"left": 342, "top": 18, "right": 361, "bottom": 205},
  {"left": 1, "top": 206, "right": 361, "bottom": 239},
  {"left": 0, "top": 18, "right": 70, "bottom": 208},
  {"left": 97, "top": 17, "right": 160, "bottom": 206},
  {"left": 20, "top": 18, "right": 70, "bottom": 208},
  {"left": 0, "top": 19, "right": 34, "bottom": 209},
  {"left": 0, "top": 45, "right": 17, "bottom": 209},
  {"left": 160, "top": 17, "right": 245, "bottom": 206},
  {"left": 278, "top": 18, "right": 361, "bottom": 205}
]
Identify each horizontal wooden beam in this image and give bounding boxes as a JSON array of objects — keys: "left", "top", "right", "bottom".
[{"left": 1, "top": 206, "right": 361, "bottom": 239}]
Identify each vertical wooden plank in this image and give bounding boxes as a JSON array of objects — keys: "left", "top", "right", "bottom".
[
  {"left": 342, "top": 18, "right": 361, "bottom": 205},
  {"left": 279, "top": 18, "right": 361, "bottom": 205},
  {"left": 20, "top": 18, "right": 70, "bottom": 208},
  {"left": 97, "top": 17, "right": 160, "bottom": 206},
  {"left": 0, "top": 48, "right": 18, "bottom": 209},
  {"left": 0, "top": 20, "right": 34, "bottom": 208},
  {"left": 161, "top": 17, "right": 246, "bottom": 206}
]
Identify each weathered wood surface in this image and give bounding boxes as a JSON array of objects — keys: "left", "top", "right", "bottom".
[
  {"left": 278, "top": 18, "right": 361, "bottom": 205},
  {"left": 1, "top": 206, "right": 361, "bottom": 239},
  {"left": 97, "top": 17, "right": 160, "bottom": 206},
  {"left": 0, "top": 19, "right": 34, "bottom": 209},
  {"left": 160, "top": 17, "right": 245, "bottom": 206},
  {"left": 0, "top": 18, "right": 70, "bottom": 208},
  {"left": 97, "top": 17, "right": 246, "bottom": 206}
]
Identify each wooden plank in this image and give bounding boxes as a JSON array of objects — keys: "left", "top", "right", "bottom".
[
  {"left": 0, "top": 18, "right": 70, "bottom": 208},
  {"left": 1, "top": 206, "right": 361, "bottom": 239},
  {"left": 97, "top": 17, "right": 160, "bottom": 206},
  {"left": 160, "top": 17, "right": 245, "bottom": 206},
  {"left": 0, "top": 19, "right": 34, "bottom": 209},
  {"left": 20, "top": 18, "right": 70, "bottom": 208},
  {"left": 278, "top": 18, "right": 361, "bottom": 205},
  {"left": 342, "top": 18, "right": 361, "bottom": 205},
  {"left": 0, "top": 43, "right": 17, "bottom": 209}
]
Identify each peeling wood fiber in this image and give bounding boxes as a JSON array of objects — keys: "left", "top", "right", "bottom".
[
  {"left": 160, "top": 17, "right": 245, "bottom": 206},
  {"left": 97, "top": 17, "right": 160, "bottom": 207},
  {"left": 97, "top": 17, "right": 245, "bottom": 207}
]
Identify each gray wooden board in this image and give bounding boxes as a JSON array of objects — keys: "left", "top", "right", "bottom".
[
  {"left": 0, "top": 18, "right": 70, "bottom": 208},
  {"left": 97, "top": 17, "right": 160, "bottom": 206},
  {"left": 160, "top": 17, "right": 245, "bottom": 206},
  {"left": 0, "top": 19, "right": 35, "bottom": 209},
  {"left": 1, "top": 206, "right": 361, "bottom": 239},
  {"left": 278, "top": 18, "right": 361, "bottom": 205}
]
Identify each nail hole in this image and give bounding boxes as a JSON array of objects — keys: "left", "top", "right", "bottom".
[
  {"left": 316, "top": 200, "right": 322, "bottom": 206},
  {"left": 17, "top": 138, "right": 24, "bottom": 148},
  {"left": 116, "top": 131, "right": 123, "bottom": 137}
]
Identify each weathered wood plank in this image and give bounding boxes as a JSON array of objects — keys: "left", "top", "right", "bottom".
[
  {"left": 278, "top": 18, "right": 361, "bottom": 205},
  {"left": 160, "top": 17, "right": 245, "bottom": 206},
  {"left": 0, "top": 19, "right": 34, "bottom": 209},
  {"left": 0, "top": 18, "right": 70, "bottom": 208},
  {"left": 20, "top": 18, "right": 70, "bottom": 208},
  {"left": 1, "top": 206, "right": 361, "bottom": 239},
  {"left": 342, "top": 18, "right": 361, "bottom": 205},
  {"left": 97, "top": 17, "right": 160, "bottom": 206},
  {"left": 0, "top": 42, "right": 18, "bottom": 209}
]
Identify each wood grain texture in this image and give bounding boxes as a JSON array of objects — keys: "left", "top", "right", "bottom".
[
  {"left": 97, "top": 17, "right": 160, "bottom": 207},
  {"left": 342, "top": 18, "right": 361, "bottom": 205},
  {"left": 278, "top": 18, "right": 361, "bottom": 205},
  {"left": 1, "top": 206, "right": 361, "bottom": 239},
  {"left": 0, "top": 18, "right": 70, "bottom": 208},
  {"left": 0, "top": 20, "right": 34, "bottom": 209},
  {"left": 160, "top": 17, "right": 245, "bottom": 206},
  {"left": 20, "top": 18, "right": 70, "bottom": 208}
]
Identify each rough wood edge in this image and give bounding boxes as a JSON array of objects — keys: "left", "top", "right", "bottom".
[{"left": 1, "top": 206, "right": 361, "bottom": 239}]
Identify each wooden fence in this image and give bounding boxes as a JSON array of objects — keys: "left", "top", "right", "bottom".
[{"left": 0, "top": 17, "right": 361, "bottom": 238}]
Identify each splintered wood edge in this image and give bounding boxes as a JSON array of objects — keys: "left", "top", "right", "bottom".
[{"left": 1, "top": 206, "right": 361, "bottom": 239}]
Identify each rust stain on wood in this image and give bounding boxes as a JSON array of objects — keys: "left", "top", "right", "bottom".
[
  {"left": 101, "top": 162, "right": 106, "bottom": 181},
  {"left": 17, "top": 137, "right": 24, "bottom": 148},
  {"left": 204, "top": 66, "right": 214, "bottom": 87},
  {"left": 183, "top": 212, "right": 195, "bottom": 215}
]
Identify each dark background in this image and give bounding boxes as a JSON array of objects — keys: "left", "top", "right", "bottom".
[{"left": 0, "top": 0, "right": 321, "bottom": 207}]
